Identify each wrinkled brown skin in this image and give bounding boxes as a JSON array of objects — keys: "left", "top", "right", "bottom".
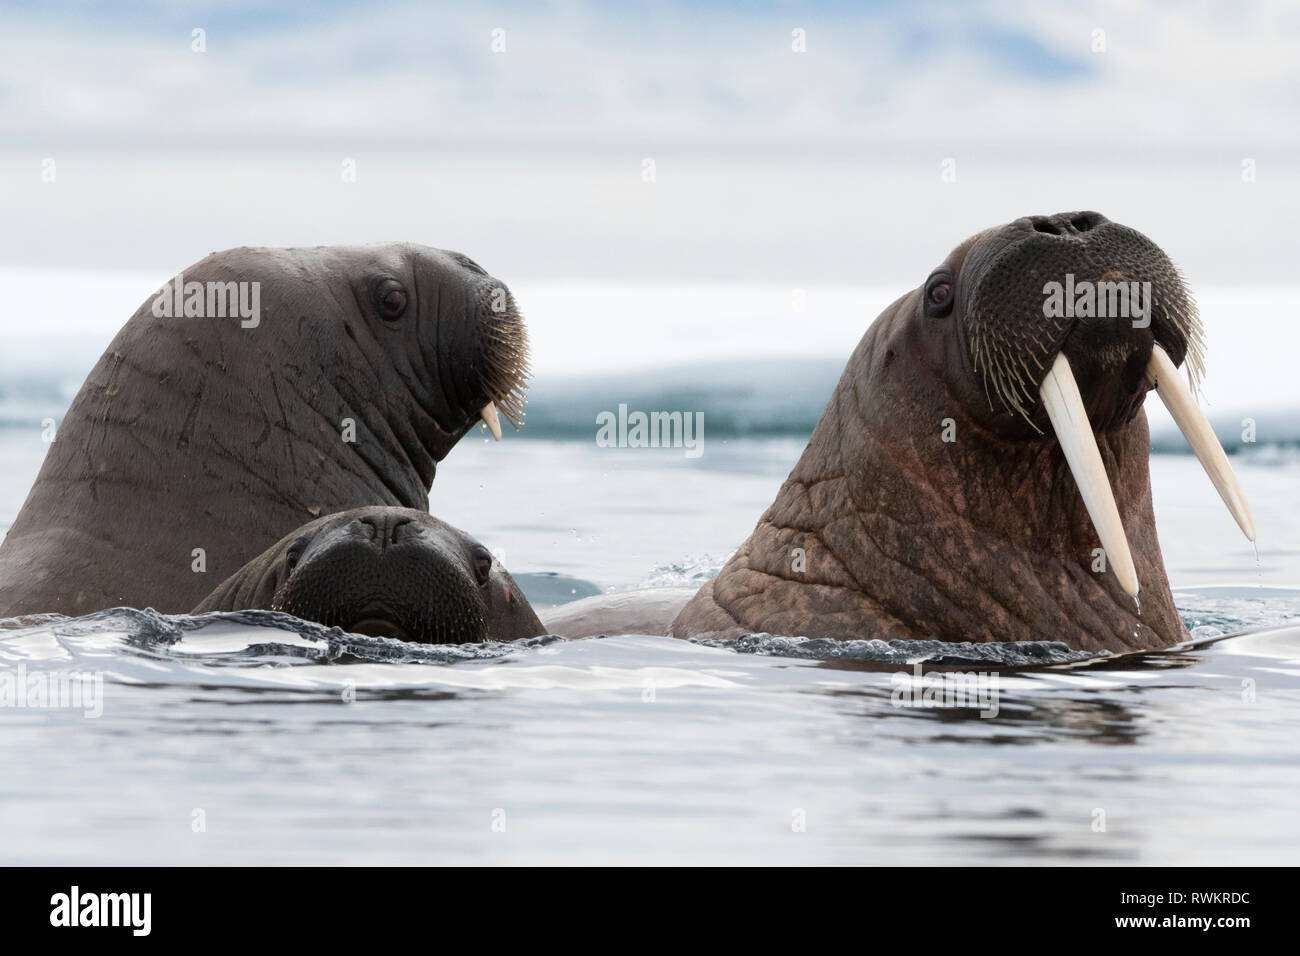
[
  {"left": 0, "top": 244, "right": 523, "bottom": 617},
  {"left": 670, "top": 213, "right": 1192, "bottom": 653},
  {"left": 194, "top": 507, "right": 545, "bottom": 645}
]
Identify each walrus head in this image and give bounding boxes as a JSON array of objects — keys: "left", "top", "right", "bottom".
[
  {"left": 221, "top": 242, "right": 531, "bottom": 476},
  {"left": 947, "top": 212, "right": 1202, "bottom": 436},
  {"left": 670, "top": 212, "right": 1253, "bottom": 653},
  {"left": 193, "top": 507, "right": 546, "bottom": 645},
  {"left": 0, "top": 242, "right": 533, "bottom": 617}
]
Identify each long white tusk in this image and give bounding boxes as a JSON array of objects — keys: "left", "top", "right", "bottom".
[
  {"left": 1040, "top": 353, "right": 1140, "bottom": 597},
  {"left": 1148, "top": 344, "right": 1255, "bottom": 541},
  {"left": 480, "top": 402, "right": 502, "bottom": 441}
]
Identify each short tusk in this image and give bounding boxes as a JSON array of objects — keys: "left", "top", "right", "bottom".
[
  {"left": 1148, "top": 345, "right": 1255, "bottom": 541},
  {"left": 480, "top": 402, "right": 502, "bottom": 441},
  {"left": 1040, "top": 353, "right": 1140, "bottom": 597}
]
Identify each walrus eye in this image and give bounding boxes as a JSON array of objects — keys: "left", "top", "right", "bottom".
[
  {"left": 924, "top": 274, "right": 954, "bottom": 318},
  {"left": 373, "top": 277, "right": 408, "bottom": 320},
  {"left": 471, "top": 547, "right": 493, "bottom": 586},
  {"left": 285, "top": 541, "right": 307, "bottom": 572}
]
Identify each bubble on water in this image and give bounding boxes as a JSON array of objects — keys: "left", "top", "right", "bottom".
[
  {"left": 5, "top": 607, "right": 569, "bottom": 666},
  {"left": 697, "top": 633, "right": 1103, "bottom": 667}
]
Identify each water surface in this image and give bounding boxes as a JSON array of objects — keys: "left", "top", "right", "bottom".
[{"left": 2, "top": 435, "right": 1297, "bottom": 865}]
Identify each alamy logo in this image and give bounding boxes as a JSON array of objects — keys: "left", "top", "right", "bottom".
[
  {"left": 0, "top": 663, "right": 102, "bottom": 718},
  {"left": 49, "top": 886, "right": 151, "bottom": 936},
  {"left": 890, "top": 662, "right": 1000, "bottom": 718},
  {"left": 1042, "top": 273, "right": 1151, "bottom": 328},
  {"left": 596, "top": 404, "right": 704, "bottom": 459},
  {"left": 151, "top": 273, "right": 261, "bottom": 327}
]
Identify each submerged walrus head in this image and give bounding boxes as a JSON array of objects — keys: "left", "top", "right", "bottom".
[
  {"left": 671, "top": 212, "right": 1253, "bottom": 653},
  {"left": 193, "top": 507, "right": 546, "bottom": 645}
]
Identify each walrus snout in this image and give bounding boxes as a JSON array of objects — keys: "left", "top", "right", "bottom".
[
  {"left": 468, "top": 276, "right": 531, "bottom": 435},
  {"left": 957, "top": 213, "right": 1249, "bottom": 599},
  {"left": 193, "top": 507, "right": 547, "bottom": 646},
  {"left": 270, "top": 510, "right": 491, "bottom": 645},
  {"left": 961, "top": 212, "right": 1204, "bottom": 431},
  {"left": 355, "top": 512, "right": 416, "bottom": 549},
  {"left": 393, "top": 252, "right": 531, "bottom": 457},
  {"left": 427, "top": 262, "right": 531, "bottom": 444}
]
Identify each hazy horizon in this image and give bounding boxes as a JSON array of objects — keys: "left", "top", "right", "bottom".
[{"left": 3, "top": 0, "right": 1297, "bottom": 281}]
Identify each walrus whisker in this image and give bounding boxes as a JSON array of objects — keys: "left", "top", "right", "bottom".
[
  {"left": 1148, "top": 345, "right": 1255, "bottom": 541},
  {"left": 1039, "top": 353, "right": 1139, "bottom": 597},
  {"left": 969, "top": 317, "right": 1005, "bottom": 419},
  {"left": 476, "top": 301, "right": 532, "bottom": 430},
  {"left": 988, "top": 344, "right": 1038, "bottom": 428},
  {"left": 972, "top": 313, "right": 1038, "bottom": 428},
  {"left": 1175, "top": 309, "right": 1208, "bottom": 392}
]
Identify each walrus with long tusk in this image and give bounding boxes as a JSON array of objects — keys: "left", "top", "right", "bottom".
[
  {"left": 0, "top": 244, "right": 530, "bottom": 618},
  {"left": 193, "top": 507, "right": 546, "bottom": 644},
  {"left": 545, "top": 212, "right": 1254, "bottom": 654}
]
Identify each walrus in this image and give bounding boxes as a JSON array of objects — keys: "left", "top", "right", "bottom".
[
  {"left": 193, "top": 507, "right": 545, "bottom": 644},
  {"left": 547, "top": 212, "right": 1255, "bottom": 654},
  {"left": 0, "top": 244, "right": 529, "bottom": 618}
]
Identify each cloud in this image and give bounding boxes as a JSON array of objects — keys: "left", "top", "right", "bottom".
[
  {"left": 1, "top": 0, "right": 1296, "bottom": 154},
  {"left": 2, "top": 1, "right": 1297, "bottom": 278}
]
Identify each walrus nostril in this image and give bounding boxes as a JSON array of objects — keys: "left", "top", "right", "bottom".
[
  {"left": 389, "top": 516, "right": 414, "bottom": 545},
  {"left": 1029, "top": 213, "right": 1104, "bottom": 236},
  {"left": 354, "top": 514, "right": 415, "bottom": 548}
]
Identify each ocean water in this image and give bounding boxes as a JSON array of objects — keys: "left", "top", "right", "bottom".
[
  {"left": 3, "top": 434, "right": 1299, "bottom": 865},
  {"left": 1, "top": 275, "right": 1299, "bottom": 865}
]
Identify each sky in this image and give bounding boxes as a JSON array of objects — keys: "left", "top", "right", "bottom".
[
  {"left": 1, "top": 0, "right": 1297, "bottom": 282},
  {"left": 0, "top": 1, "right": 1295, "bottom": 456}
]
